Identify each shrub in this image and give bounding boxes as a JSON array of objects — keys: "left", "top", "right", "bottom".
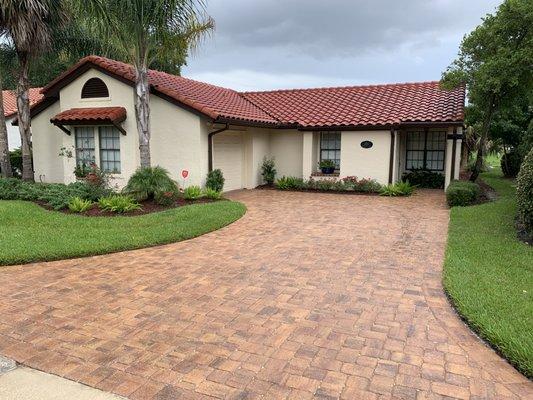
[
  {"left": 516, "top": 148, "right": 533, "bottom": 235},
  {"left": 206, "top": 169, "right": 225, "bottom": 192},
  {"left": 402, "top": 169, "right": 444, "bottom": 189},
  {"left": 501, "top": 151, "right": 522, "bottom": 178},
  {"left": 315, "top": 179, "right": 336, "bottom": 191},
  {"left": 446, "top": 180, "right": 481, "bottom": 207},
  {"left": 9, "top": 148, "right": 22, "bottom": 177},
  {"left": 380, "top": 181, "right": 415, "bottom": 197},
  {"left": 0, "top": 178, "right": 23, "bottom": 200},
  {"left": 154, "top": 190, "right": 178, "bottom": 206},
  {"left": 342, "top": 176, "right": 382, "bottom": 193},
  {"left": 183, "top": 185, "right": 202, "bottom": 200},
  {"left": 98, "top": 195, "right": 141, "bottom": 213},
  {"left": 203, "top": 188, "right": 222, "bottom": 200},
  {"left": 124, "top": 166, "right": 178, "bottom": 201},
  {"left": 68, "top": 197, "right": 93, "bottom": 213},
  {"left": 260, "top": 157, "right": 277, "bottom": 185},
  {"left": 275, "top": 176, "right": 305, "bottom": 190}
]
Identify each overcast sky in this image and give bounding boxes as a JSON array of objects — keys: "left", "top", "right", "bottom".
[{"left": 182, "top": 0, "right": 502, "bottom": 91}]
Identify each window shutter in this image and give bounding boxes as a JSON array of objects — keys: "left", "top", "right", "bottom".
[{"left": 81, "top": 78, "right": 109, "bottom": 98}]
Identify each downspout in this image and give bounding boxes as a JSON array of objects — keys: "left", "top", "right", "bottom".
[
  {"left": 388, "top": 126, "right": 396, "bottom": 184},
  {"left": 450, "top": 126, "right": 457, "bottom": 181},
  {"left": 208, "top": 123, "right": 229, "bottom": 172}
]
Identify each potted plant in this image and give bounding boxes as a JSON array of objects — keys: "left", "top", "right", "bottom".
[{"left": 318, "top": 159, "right": 336, "bottom": 174}]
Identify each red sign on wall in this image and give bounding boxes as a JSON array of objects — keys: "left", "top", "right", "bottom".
[{"left": 181, "top": 170, "right": 189, "bottom": 179}]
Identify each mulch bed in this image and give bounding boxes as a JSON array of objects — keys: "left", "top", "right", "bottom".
[
  {"left": 37, "top": 198, "right": 216, "bottom": 217},
  {"left": 256, "top": 184, "right": 382, "bottom": 196}
]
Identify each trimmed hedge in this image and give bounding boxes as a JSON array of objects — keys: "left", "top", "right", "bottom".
[
  {"left": 516, "top": 148, "right": 533, "bottom": 235},
  {"left": 446, "top": 180, "right": 481, "bottom": 207},
  {"left": 402, "top": 169, "right": 444, "bottom": 189},
  {"left": 501, "top": 151, "right": 522, "bottom": 178}
]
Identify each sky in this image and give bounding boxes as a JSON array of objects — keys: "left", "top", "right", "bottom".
[{"left": 182, "top": 0, "right": 503, "bottom": 92}]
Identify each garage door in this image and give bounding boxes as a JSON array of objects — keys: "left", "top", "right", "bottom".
[{"left": 213, "top": 132, "right": 244, "bottom": 191}]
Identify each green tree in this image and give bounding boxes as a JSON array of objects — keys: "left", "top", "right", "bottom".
[
  {"left": 0, "top": 0, "right": 67, "bottom": 181},
  {"left": 441, "top": 0, "right": 533, "bottom": 182},
  {"left": 75, "top": 0, "right": 214, "bottom": 168},
  {"left": 0, "top": 73, "right": 12, "bottom": 177}
]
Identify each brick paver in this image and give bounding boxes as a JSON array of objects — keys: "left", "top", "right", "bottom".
[{"left": 0, "top": 190, "right": 531, "bottom": 399}]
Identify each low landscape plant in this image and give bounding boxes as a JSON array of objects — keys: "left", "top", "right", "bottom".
[
  {"left": 501, "top": 151, "right": 522, "bottom": 178},
  {"left": 446, "top": 180, "right": 481, "bottom": 207},
  {"left": 380, "top": 181, "right": 415, "bottom": 197},
  {"left": 154, "top": 190, "right": 178, "bottom": 206},
  {"left": 260, "top": 157, "right": 277, "bottom": 185},
  {"left": 68, "top": 197, "right": 93, "bottom": 213},
  {"left": 516, "top": 148, "right": 533, "bottom": 238},
  {"left": 124, "top": 166, "right": 178, "bottom": 201},
  {"left": 342, "top": 176, "right": 382, "bottom": 193},
  {"left": 184, "top": 185, "right": 202, "bottom": 200},
  {"left": 275, "top": 176, "right": 305, "bottom": 190},
  {"left": 203, "top": 188, "right": 222, "bottom": 200},
  {"left": 206, "top": 169, "right": 225, "bottom": 192},
  {"left": 402, "top": 169, "right": 444, "bottom": 189},
  {"left": 98, "top": 195, "right": 141, "bottom": 213}
]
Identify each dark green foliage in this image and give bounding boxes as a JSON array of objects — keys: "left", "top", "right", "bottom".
[
  {"left": 516, "top": 148, "right": 533, "bottom": 236},
  {"left": 124, "top": 166, "right": 178, "bottom": 201},
  {"left": 183, "top": 186, "right": 202, "bottom": 200},
  {"left": 9, "top": 148, "right": 22, "bottom": 177},
  {"left": 260, "top": 157, "right": 277, "bottom": 185},
  {"left": 206, "top": 169, "right": 224, "bottom": 192},
  {"left": 380, "top": 181, "right": 415, "bottom": 197},
  {"left": 275, "top": 176, "right": 305, "bottom": 190},
  {"left": 446, "top": 181, "right": 481, "bottom": 207},
  {"left": 154, "top": 190, "right": 178, "bottom": 206},
  {"left": 500, "top": 151, "right": 523, "bottom": 178},
  {"left": 402, "top": 170, "right": 445, "bottom": 189},
  {"left": 98, "top": 195, "right": 141, "bottom": 213},
  {"left": 318, "top": 159, "right": 335, "bottom": 169}
]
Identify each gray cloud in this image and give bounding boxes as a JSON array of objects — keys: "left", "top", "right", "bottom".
[{"left": 183, "top": 0, "right": 502, "bottom": 90}]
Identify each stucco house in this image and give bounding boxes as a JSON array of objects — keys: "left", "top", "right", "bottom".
[
  {"left": 29, "top": 56, "right": 465, "bottom": 191},
  {"left": 3, "top": 88, "right": 43, "bottom": 150}
]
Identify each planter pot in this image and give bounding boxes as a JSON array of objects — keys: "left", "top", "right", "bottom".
[{"left": 320, "top": 167, "right": 335, "bottom": 174}]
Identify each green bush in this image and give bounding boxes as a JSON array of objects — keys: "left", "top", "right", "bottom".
[
  {"left": 9, "top": 148, "right": 22, "bottom": 177},
  {"left": 98, "top": 195, "right": 141, "bottom": 213},
  {"left": 275, "top": 176, "right": 305, "bottom": 190},
  {"left": 68, "top": 197, "right": 93, "bottom": 213},
  {"left": 315, "top": 179, "right": 336, "bottom": 191},
  {"left": 183, "top": 185, "right": 202, "bottom": 200},
  {"left": 154, "top": 190, "right": 178, "bottom": 206},
  {"left": 203, "top": 188, "right": 222, "bottom": 200},
  {"left": 0, "top": 178, "right": 23, "bottom": 200},
  {"left": 124, "top": 166, "right": 178, "bottom": 201},
  {"left": 206, "top": 169, "right": 225, "bottom": 192},
  {"left": 380, "top": 181, "right": 415, "bottom": 197},
  {"left": 516, "top": 148, "right": 533, "bottom": 235},
  {"left": 402, "top": 169, "right": 444, "bottom": 189},
  {"left": 260, "top": 157, "right": 277, "bottom": 185},
  {"left": 446, "top": 180, "right": 481, "bottom": 207},
  {"left": 341, "top": 176, "right": 382, "bottom": 193},
  {"left": 501, "top": 151, "right": 522, "bottom": 178}
]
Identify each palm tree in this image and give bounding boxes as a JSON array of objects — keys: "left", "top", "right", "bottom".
[
  {"left": 76, "top": 0, "right": 214, "bottom": 167},
  {"left": 0, "top": 0, "right": 66, "bottom": 181},
  {"left": 0, "top": 74, "right": 13, "bottom": 178}
]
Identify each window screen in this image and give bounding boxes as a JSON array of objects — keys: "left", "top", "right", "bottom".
[
  {"left": 99, "top": 126, "right": 121, "bottom": 173},
  {"left": 320, "top": 132, "right": 341, "bottom": 169},
  {"left": 406, "top": 130, "right": 446, "bottom": 171},
  {"left": 75, "top": 127, "right": 95, "bottom": 167}
]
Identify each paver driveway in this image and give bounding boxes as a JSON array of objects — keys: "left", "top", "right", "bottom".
[{"left": 0, "top": 190, "right": 531, "bottom": 400}]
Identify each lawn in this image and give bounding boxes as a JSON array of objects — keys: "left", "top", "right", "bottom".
[
  {"left": 0, "top": 200, "right": 246, "bottom": 266},
  {"left": 444, "top": 169, "right": 533, "bottom": 378}
]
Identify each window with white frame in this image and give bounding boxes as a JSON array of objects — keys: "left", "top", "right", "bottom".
[
  {"left": 99, "top": 126, "right": 121, "bottom": 173},
  {"left": 406, "top": 130, "right": 446, "bottom": 171},
  {"left": 74, "top": 127, "right": 95, "bottom": 167},
  {"left": 320, "top": 132, "right": 341, "bottom": 169},
  {"left": 74, "top": 126, "right": 121, "bottom": 173}
]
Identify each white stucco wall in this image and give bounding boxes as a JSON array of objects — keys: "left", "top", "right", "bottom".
[
  {"left": 339, "top": 130, "right": 391, "bottom": 184},
  {"left": 6, "top": 117, "right": 20, "bottom": 150},
  {"left": 270, "top": 130, "right": 303, "bottom": 178}
]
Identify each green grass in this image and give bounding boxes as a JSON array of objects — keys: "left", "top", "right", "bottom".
[
  {"left": 444, "top": 169, "right": 533, "bottom": 378},
  {"left": 0, "top": 200, "right": 246, "bottom": 266}
]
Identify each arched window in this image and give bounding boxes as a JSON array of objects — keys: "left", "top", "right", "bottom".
[{"left": 81, "top": 78, "right": 109, "bottom": 98}]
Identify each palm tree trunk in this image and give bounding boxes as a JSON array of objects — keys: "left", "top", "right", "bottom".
[
  {"left": 0, "top": 74, "right": 13, "bottom": 178},
  {"left": 16, "top": 52, "right": 34, "bottom": 181},
  {"left": 469, "top": 96, "right": 496, "bottom": 182},
  {"left": 134, "top": 64, "right": 151, "bottom": 168}
]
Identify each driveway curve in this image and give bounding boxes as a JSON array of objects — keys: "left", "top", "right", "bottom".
[{"left": 0, "top": 190, "right": 531, "bottom": 399}]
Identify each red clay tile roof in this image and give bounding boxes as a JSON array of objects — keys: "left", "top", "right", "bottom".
[
  {"left": 3, "top": 88, "right": 44, "bottom": 118},
  {"left": 50, "top": 107, "right": 126, "bottom": 125},
  {"left": 41, "top": 56, "right": 465, "bottom": 128}
]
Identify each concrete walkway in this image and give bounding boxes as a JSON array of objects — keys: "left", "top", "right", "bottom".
[{"left": 0, "top": 190, "right": 531, "bottom": 399}]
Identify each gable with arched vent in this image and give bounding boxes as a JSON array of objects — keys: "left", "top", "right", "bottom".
[{"left": 81, "top": 77, "right": 109, "bottom": 98}]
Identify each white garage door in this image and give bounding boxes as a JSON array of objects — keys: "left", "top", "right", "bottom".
[{"left": 213, "top": 132, "right": 244, "bottom": 191}]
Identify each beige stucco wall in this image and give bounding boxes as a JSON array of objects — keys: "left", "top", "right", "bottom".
[
  {"left": 270, "top": 130, "right": 303, "bottom": 178},
  {"left": 32, "top": 101, "right": 63, "bottom": 183},
  {"left": 6, "top": 117, "right": 20, "bottom": 150},
  {"left": 339, "top": 130, "right": 391, "bottom": 184}
]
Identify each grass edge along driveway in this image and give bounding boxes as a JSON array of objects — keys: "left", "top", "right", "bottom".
[
  {"left": 0, "top": 200, "right": 246, "bottom": 266},
  {"left": 444, "top": 170, "right": 533, "bottom": 378}
]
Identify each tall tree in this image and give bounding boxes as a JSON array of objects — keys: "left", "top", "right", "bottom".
[
  {"left": 0, "top": 73, "right": 12, "bottom": 177},
  {"left": 75, "top": 0, "right": 214, "bottom": 168},
  {"left": 0, "top": 0, "right": 67, "bottom": 181},
  {"left": 441, "top": 0, "right": 533, "bottom": 182}
]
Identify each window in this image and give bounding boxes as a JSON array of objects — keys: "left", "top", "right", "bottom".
[
  {"left": 320, "top": 132, "right": 341, "bottom": 169},
  {"left": 406, "top": 130, "right": 446, "bottom": 171},
  {"left": 75, "top": 127, "right": 95, "bottom": 167},
  {"left": 99, "top": 126, "right": 121, "bottom": 173},
  {"left": 81, "top": 78, "right": 109, "bottom": 98}
]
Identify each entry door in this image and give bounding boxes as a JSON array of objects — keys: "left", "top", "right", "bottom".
[{"left": 213, "top": 132, "right": 244, "bottom": 191}]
